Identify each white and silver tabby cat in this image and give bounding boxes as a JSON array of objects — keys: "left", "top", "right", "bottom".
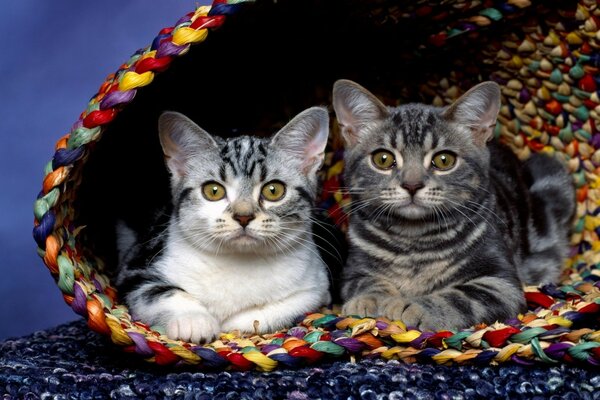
[
  {"left": 333, "top": 79, "right": 574, "bottom": 330},
  {"left": 116, "top": 107, "right": 331, "bottom": 343}
]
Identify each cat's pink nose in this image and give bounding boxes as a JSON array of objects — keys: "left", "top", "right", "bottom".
[
  {"left": 234, "top": 214, "right": 255, "bottom": 228},
  {"left": 402, "top": 181, "right": 424, "bottom": 196}
]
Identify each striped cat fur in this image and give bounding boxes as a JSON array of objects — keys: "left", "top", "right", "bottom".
[
  {"left": 333, "top": 80, "right": 575, "bottom": 331},
  {"left": 116, "top": 108, "right": 331, "bottom": 343}
]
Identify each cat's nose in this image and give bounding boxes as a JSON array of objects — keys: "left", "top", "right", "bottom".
[
  {"left": 234, "top": 214, "right": 255, "bottom": 228},
  {"left": 401, "top": 181, "right": 425, "bottom": 196}
]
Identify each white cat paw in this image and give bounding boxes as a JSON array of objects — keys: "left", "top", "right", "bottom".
[
  {"left": 165, "top": 313, "right": 221, "bottom": 344},
  {"left": 342, "top": 294, "right": 379, "bottom": 317}
]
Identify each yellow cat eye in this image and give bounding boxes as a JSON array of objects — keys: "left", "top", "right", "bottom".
[
  {"left": 431, "top": 151, "right": 457, "bottom": 171},
  {"left": 371, "top": 150, "right": 396, "bottom": 170},
  {"left": 202, "top": 181, "right": 226, "bottom": 201},
  {"left": 261, "top": 181, "right": 286, "bottom": 201}
]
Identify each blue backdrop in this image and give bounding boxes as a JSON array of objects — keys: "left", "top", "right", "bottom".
[{"left": 0, "top": 1, "right": 209, "bottom": 340}]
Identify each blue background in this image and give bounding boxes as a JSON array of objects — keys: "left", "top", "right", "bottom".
[{"left": 0, "top": 1, "right": 209, "bottom": 340}]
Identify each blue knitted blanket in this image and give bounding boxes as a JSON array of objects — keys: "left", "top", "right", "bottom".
[{"left": 1, "top": 320, "right": 598, "bottom": 399}]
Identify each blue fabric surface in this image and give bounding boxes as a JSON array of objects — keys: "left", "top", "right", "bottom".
[{"left": 1, "top": 320, "right": 599, "bottom": 399}]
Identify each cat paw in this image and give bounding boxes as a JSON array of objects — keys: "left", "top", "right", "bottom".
[
  {"left": 379, "top": 298, "right": 430, "bottom": 329},
  {"left": 342, "top": 295, "right": 379, "bottom": 317},
  {"left": 165, "top": 313, "right": 221, "bottom": 344},
  {"left": 380, "top": 298, "right": 466, "bottom": 331}
]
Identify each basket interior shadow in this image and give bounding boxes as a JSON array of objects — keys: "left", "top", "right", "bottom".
[{"left": 36, "top": 0, "right": 600, "bottom": 369}]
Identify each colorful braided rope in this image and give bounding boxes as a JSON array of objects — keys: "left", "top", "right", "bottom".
[{"left": 34, "top": 0, "right": 600, "bottom": 369}]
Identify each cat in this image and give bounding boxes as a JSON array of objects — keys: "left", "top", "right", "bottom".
[
  {"left": 115, "top": 107, "right": 332, "bottom": 343},
  {"left": 332, "top": 79, "right": 574, "bottom": 331}
]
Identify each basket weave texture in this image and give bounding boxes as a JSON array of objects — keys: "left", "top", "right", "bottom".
[{"left": 33, "top": 0, "right": 600, "bottom": 369}]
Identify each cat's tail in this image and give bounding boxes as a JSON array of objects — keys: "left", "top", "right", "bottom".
[
  {"left": 523, "top": 153, "right": 575, "bottom": 227},
  {"left": 520, "top": 153, "right": 575, "bottom": 285}
]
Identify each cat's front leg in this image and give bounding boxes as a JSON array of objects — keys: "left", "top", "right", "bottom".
[
  {"left": 378, "top": 297, "right": 437, "bottom": 330},
  {"left": 165, "top": 308, "right": 221, "bottom": 344},
  {"left": 341, "top": 294, "right": 380, "bottom": 317},
  {"left": 126, "top": 286, "right": 221, "bottom": 343},
  {"left": 221, "top": 290, "right": 329, "bottom": 334},
  {"left": 379, "top": 277, "right": 526, "bottom": 331}
]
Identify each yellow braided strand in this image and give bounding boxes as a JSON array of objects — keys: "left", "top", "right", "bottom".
[
  {"left": 495, "top": 343, "right": 522, "bottom": 362},
  {"left": 105, "top": 315, "right": 133, "bottom": 346},
  {"left": 119, "top": 71, "right": 155, "bottom": 91},
  {"left": 382, "top": 346, "right": 421, "bottom": 361},
  {"left": 169, "top": 345, "right": 202, "bottom": 364},
  {"left": 191, "top": 6, "right": 211, "bottom": 20},
  {"left": 431, "top": 349, "right": 467, "bottom": 365},
  {"left": 390, "top": 330, "right": 421, "bottom": 343},
  {"left": 546, "top": 316, "right": 573, "bottom": 328},
  {"left": 172, "top": 27, "right": 209, "bottom": 46},
  {"left": 350, "top": 318, "right": 377, "bottom": 336},
  {"left": 243, "top": 350, "right": 278, "bottom": 372}
]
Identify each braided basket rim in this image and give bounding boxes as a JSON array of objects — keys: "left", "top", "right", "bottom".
[{"left": 33, "top": 0, "right": 600, "bottom": 370}]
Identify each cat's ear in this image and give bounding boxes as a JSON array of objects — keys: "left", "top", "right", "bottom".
[
  {"left": 158, "top": 111, "right": 218, "bottom": 178},
  {"left": 442, "top": 81, "right": 501, "bottom": 146},
  {"left": 332, "top": 79, "right": 389, "bottom": 147},
  {"left": 270, "top": 107, "right": 329, "bottom": 176}
]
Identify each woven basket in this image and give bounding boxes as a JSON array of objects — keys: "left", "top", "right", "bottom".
[{"left": 34, "top": 0, "right": 600, "bottom": 369}]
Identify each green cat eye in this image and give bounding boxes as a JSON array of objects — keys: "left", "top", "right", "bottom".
[
  {"left": 371, "top": 150, "right": 396, "bottom": 170},
  {"left": 431, "top": 151, "right": 457, "bottom": 171},
  {"left": 202, "top": 181, "right": 226, "bottom": 201},
  {"left": 261, "top": 181, "right": 286, "bottom": 201}
]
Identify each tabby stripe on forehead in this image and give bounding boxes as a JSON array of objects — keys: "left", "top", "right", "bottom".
[
  {"left": 220, "top": 145, "right": 229, "bottom": 156},
  {"left": 430, "top": 130, "right": 439, "bottom": 149},
  {"left": 242, "top": 148, "right": 253, "bottom": 171},
  {"left": 257, "top": 142, "right": 267, "bottom": 156},
  {"left": 426, "top": 112, "right": 436, "bottom": 127},
  {"left": 260, "top": 163, "right": 267, "bottom": 181},
  {"left": 224, "top": 157, "right": 238, "bottom": 175},
  {"left": 390, "top": 131, "right": 397, "bottom": 149},
  {"left": 234, "top": 141, "right": 242, "bottom": 158},
  {"left": 245, "top": 159, "right": 256, "bottom": 177}
]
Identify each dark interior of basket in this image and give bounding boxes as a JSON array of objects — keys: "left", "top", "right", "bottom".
[{"left": 35, "top": 0, "right": 600, "bottom": 368}]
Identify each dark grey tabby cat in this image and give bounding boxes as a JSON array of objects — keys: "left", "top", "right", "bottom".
[
  {"left": 116, "top": 107, "right": 331, "bottom": 343},
  {"left": 333, "top": 79, "right": 574, "bottom": 330}
]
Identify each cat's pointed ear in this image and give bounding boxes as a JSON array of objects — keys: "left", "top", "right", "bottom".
[
  {"left": 158, "top": 111, "right": 218, "bottom": 178},
  {"left": 442, "top": 81, "right": 501, "bottom": 146},
  {"left": 332, "top": 79, "right": 389, "bottom": 147},
  {"left": 270, "top": 107, "right": 329, "bottom": 176}
]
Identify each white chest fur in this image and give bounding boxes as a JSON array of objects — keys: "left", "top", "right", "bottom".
[{"left": 161, "top": 231, "right": 330, "bottom": 319}]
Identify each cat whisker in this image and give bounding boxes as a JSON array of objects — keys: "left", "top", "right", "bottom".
[
  {"left": 443, "top": 199, "right": 481, "bottom": 230},
  {"left": 451, "top": 201, "right": 497, "bottom": 230},
  {"left": 341, "top": 197, "right": 378, "bottom": 221},
  {"left": 278, "top": 227, "right": 343, "bottom": 264},
  {"left": 465, "top": 200, "right": 507, "bottom": 228},
  {"left": 280, "top": 216, "right": 343, "bottom": 247},
  {"left": 275, "top": 230, "right": 335, "bottom": 287}
]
